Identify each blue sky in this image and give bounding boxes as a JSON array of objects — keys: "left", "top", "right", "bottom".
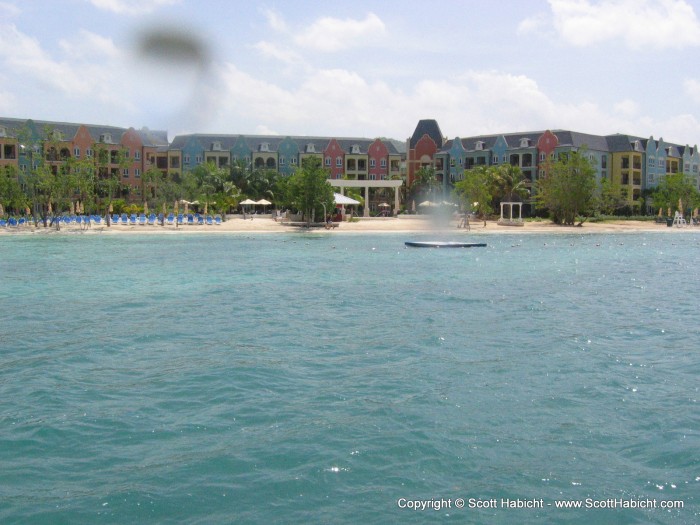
[{"left": 1, "top": 0, "right": 700, "bottom": 146}]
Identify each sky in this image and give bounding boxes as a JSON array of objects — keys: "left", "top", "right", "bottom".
[{"left": 1, "top": 0, "right": 700, "bottom": 146}]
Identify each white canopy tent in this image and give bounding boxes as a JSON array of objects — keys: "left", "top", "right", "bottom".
[{"left": 333, "top": 193, "right": 360, "bottom": 205}]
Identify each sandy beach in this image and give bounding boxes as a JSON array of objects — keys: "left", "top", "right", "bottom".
[{"left": 1, "top": 215, "right": 697, "bottom": 235}]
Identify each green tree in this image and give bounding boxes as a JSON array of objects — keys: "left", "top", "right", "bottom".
[
  {"left": 492, "top": 164, "right": 529, "bottom": 202},
  {"left": 453, "top": 166, "right": 494, "bottom": 223},
  {"left": 534, "top": 151, "right": 596, "bottom": 225},
  {"left": 651, "top": 172, "right": 699, "bottom": 216},
  {"left": 409, "top": 165, "right": 439, "bottom": 204},
  {"left": 0, "top": 165, "right": 27, "bottom": 215},
  {"left": 286, "top": 157, "right": 334, "bottom": 225},
  {"left": 597, "top": 177, "right": 628, "bottom": 215}
]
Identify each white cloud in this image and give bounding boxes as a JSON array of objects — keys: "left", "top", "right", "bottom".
[
  {"left": 204, "top": 61, "right": 700, "bottom": 146},
  {"left": 59, "top": 30, "right": 120, "bottom": 60},
  {"left": 520, "top": 0, "right": 700, "bottom": 50},
  {"left": 87, "top": 0, "right": 180, "bottom": 15},
  {"left": 0, "top": 2, "right": 20, "bottom": 17},
  {"left": 684, "top": 79, "right": 700, "bottom": 104},
  {"left": 294, "top": 13, "right": 386, "bottom": 52},
  {"left": 614, "top": 99, "right": 639, "bottom": 118},
  {"left": 252, "top": 41, "right": 303, "bottom": 66},
  {"left": 262, "top": 8, "right": 289, "bottom": 33}
]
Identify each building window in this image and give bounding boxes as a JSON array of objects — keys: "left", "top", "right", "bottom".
[
  {"left": 370, "top": 159, "right": 376, "bottom": 168},
  {"left": 649, "top": 157, "right": 655, "bottom": 167},
  {"left": 135, "top": 151, "right": 141, "bottom": 160},
  {"left": 492, "top": 155, "right": 498, "bottom": 164},
  {"left": 184, "top": 154, "right": 190, "bottom": 164},
  {"left": 86, "top": 148, "right": 93, "bottom": 158},
  {"left": 539, "top": 152, "right": 546, "bottom": 162},
  {"left": 475, "top": 141, "right": 484, "bottom": 150},
  {"left": 291, "top": 157, "right": 297, "bottom": 165},
  {"left": 195, "top": 155, "right": 202, "bottom": 163},
  {"left": 74, "top": 147, "right": 80, "bottom": 157},
  {"left": 336, "top": 157, "right": 342, "bottom": 167},
  {"left": 380, "top": 159, "right": 386, "bottom": 168},
  {"left": 369, "top": 174, "right": 376, "bottom": 180},
  {"left": 601, "top": 155, "right": 607, "bottom": 169},
  {"left": 325, "top": 156, "right": 331, "bottom": 166},
  {"left": 280, "top": 156, "right": 286, "bottom": 165},
  {"left": 135, "top": 169, "right": 141, "bottom": 177},
  {"left": 122, "top": 168, "right": 129, "bottom": 178}
]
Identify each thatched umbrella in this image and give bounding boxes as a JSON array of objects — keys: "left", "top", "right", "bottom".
[{"left": 70, "top": 201, "right": 75, "bottom": 214}]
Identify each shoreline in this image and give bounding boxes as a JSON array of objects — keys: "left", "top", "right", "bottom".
[{"left": 1, "top": 215, "right": 697, "bottom": 236}]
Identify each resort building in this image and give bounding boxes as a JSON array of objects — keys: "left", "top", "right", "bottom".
[
  {"left": 409, "top": 120, "right": 700, "bottom": 212},
  {"left": 0, "top": 117, "right": 169, "bottom": 200},
  {"left": 2, "top": 114, "right": 699, "bottom": 215}
]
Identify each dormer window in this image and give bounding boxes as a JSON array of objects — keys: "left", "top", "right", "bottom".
[
  {"left": 0, "top": 126, "right": 6, "bottom": 138},
  {"left": 305, "top": 143, "right": 316, "bottom": 153},
  {"left": 212, "top": 141, "right": 222, "bottom": 151},
  {"left": 520, "top": 138, "right": 531, "bottom": 148},
  {"left": 100, "top": 133, "right": 112, "bottom": 143},
  {"left": 259, "top": 142, "right": 270, "bottom": 152},
  {"left": 351, "top": 144, "right": 361, "bottom": 154},
  {"left": 52, "top": 129, "right": 64, "bottom": 141},
  {"left": 475, "top": 141, "right": 484, "bottom": 151}
]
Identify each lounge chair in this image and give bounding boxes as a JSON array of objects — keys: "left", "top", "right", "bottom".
[
  {"left": 112, "top": 214, "right": 120, "bottom": 225},
  {"left": 166, "top": 213, "right": 175, "bottom": 225},
  {"left": 187, "top": 214, "right": 194, "bottom": 225},
  {"left": 196, "top": 214, "right": 204, "bottom": 225},
  {"left": 0, "top": 219, "right": 7, "bottom": 227},
  {"left": 214, "top": 215, "right": 222, "bottom": 225},
  {"left": 8, "top": 217, "right": 18, "bottom": 227},
  {"left": 93, "top": 215, "right": 102, "bottom": 224},
  {"left": 147, "top": 213, "right": 156, "bottom": 225},
  {"left": 129, "top": 214, "right": 137, "bottom": 225},
  {"left": 206, "top": 215, "right": 213, "bottom": 225},
  {"left": 177, "top": 214, "right": 184, "bottom": 225}
]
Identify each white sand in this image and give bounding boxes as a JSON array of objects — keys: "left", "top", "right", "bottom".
[{"left": 1, "top": 215, "right": 696, "bottom": 235}]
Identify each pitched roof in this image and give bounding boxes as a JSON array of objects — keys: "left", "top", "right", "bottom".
[{"left": 409, "top": 119, "right": 443, "bottom": 149}]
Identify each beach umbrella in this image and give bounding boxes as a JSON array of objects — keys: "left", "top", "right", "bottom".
[
  {"left": 418, "top": 200, "right": 433, "bottom": 207},
  {"left": 378, "top": 202, "right": 390, "bottom": 207},
  {"left": 240, "top": 198, "right": 256, "bottom": 213}
]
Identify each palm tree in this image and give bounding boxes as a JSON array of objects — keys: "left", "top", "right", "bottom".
[{"left": 493, "top": 164, "right": 529, "bottom": 202}]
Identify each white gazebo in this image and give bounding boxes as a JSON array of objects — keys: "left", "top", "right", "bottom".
[
  {"left": 498, "top": 202, "right": 524, "bottom": 226},
  {"left": 330, "top": 179, "right": 403, "bottom": 217}
]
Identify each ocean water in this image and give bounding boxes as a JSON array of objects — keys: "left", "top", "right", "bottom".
[{"left": 0, "top": 231, "right": 698, "bottom": 524}]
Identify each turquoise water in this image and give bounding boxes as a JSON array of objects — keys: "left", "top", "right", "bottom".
[{"left": 1, "top": 232, "right": 698, "bottom": 524}]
